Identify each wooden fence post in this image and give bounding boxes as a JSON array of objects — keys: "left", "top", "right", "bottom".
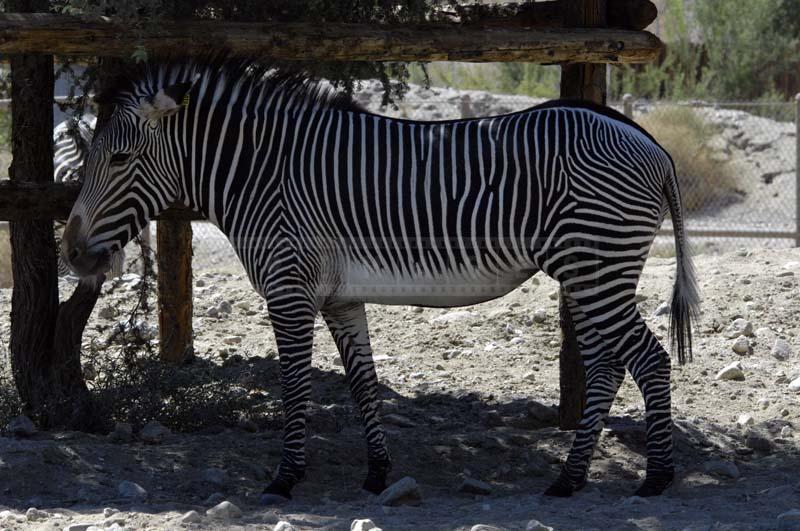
[
  {"left": 795, "top": 93, "right": 800, "bottom": 247},
  {"left": 623, "top": 93, "right": 634, "bottom": 118},
  {"left": 557, "top": 0, "right": 608, "bottom": 430},
  {"left": 157, "top": 220, "right": 194, "bottom": 364}
]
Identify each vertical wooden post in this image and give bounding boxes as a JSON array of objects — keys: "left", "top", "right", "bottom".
[
  {"left": 558, "top": 0, "right": 608, "bottom": 430},
  {"left": 157, "top": 220, "right": 194, "bottom": 364},
  {"left": 795, "top": 93, "right": 800, "bottom": 247},
  {"left": 623, "top": 93, "right": 634, "bottom": 119}
]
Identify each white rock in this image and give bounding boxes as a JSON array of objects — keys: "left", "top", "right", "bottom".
[
  {"left": 737, "top": 413, "right": 755, "bottom": 427},
  {"left": 716, "top": 361, "right": 745, "bottom": 381},
  {"left": 206, "top": 501, "right": 242, "bottom": 519},
  {"left": 724, "top": 318, "right": 753, "bottom": 338},
  {"left": 430, "top": 311, "right": 478, "bottom": 324},
  {"left": 217, "top": 300, "right": 233, "bottom": 314},
  {"left": 789, "top": 377, "right": 800, "bottom": 392},
  {"left": 179, "top": 510, "right": 202, "bottom": 524},
  {"left": 7, "top": 415, "right": 35, "bottom": 437},
  {"left": 377, "top": 476, "right": 422, "bottom": 506},
  {"left": 102, "top": 508, "right": 118, "bottom": 518},
  {"left": 25, "top": 508, "right": 48, "bottom": 521},
  {"left": 139, "top": 420, "right": 170, "bottom": 443},
  {"left": 471, "top": 526, "right": 503, "bottom": 531},
  {"left": 223, "top": 335, "right": 242, "bottom": 345},
  {"left": 548, "top": 289, "right": 559, "bottom": 300},
  {"left": 63, "top": 524, "right": 94, "bottom": 531},
  {"left": 781, "top": 426, "right": 793, "bottom": 438},
  {"left": 732, "top": 335, "right": 750, "bottom": 354},
  {"left": 522, "top": 371, "right": 536, "bottom": 382},
  {"left": 653, "top": 302, "right": 671, "bottom": 316},
  {"left": 526, "top": 521, "right": 554, "bottom": 531},
  {"left": 487, "top": 308, "right": 511, "bottom": 319},
  {"left": 772, "top": 338, "right": 793, "bottom": 360},
  {"left": 703, "top": 460, "right": 740, "bottom": 479},
  {"left": 532, "top": 308, "right": 547, "bottom": 323},
  {"left": 274, "top": 522, "right": 297, "bottom": 531},
  {"left": 778, "top": 509, "right": 800, "bottom": 530},
  {"left": 351, "top": 519, "right": 381, "bottom": 531},
  {"left": 117, "top": 480, "right": 147, "bottom": 500},
  {"left": 510, "top": 337, "right": 526, "bottom": 346}
]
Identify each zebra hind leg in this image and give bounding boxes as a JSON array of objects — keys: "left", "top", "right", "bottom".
[
  {"left": 623, "top": 317, "right": 675, "bottom": 497},
  {"left": 260, "top": 296, "right": 318, "bottom": 505},
  {"left": 322, "top": 302, "right": 392, "bottom": 495},
  {"left": 561, "top": 286, "right": 675, "bottom": 497},
  {"left": 544, "top": 295, "right": 626, "bottom": 497}
]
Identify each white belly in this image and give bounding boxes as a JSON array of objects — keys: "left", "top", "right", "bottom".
[{"left": 336, "top": 262, "right": 536, "bottom": 307}]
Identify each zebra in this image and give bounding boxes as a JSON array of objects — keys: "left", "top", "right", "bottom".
[
  {"left": 54, "top": 114, "right": 143, "bottom": 277},
  {"left": 61, "top": 58, "right": 699, "bottom": 503},
  {"left": 54, "top": 114, "right": 97, "bottom": 183}
]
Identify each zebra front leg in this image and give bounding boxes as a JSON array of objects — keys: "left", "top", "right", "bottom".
[
  {"left": 322, "top": 302, "right": 392, "bottom": 495},
  {"left": 545, "top": 295, "right": 626, "bottom": 497},
  {"left": 261, "top": 296, "right": 317, "bottom": 504}
]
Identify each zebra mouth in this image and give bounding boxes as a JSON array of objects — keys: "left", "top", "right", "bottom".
[{"left": 62, "top": 245, "right": 112, "bottom": 278}]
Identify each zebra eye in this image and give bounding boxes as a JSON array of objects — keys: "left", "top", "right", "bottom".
[{"left": 110, "top": 152, "right": 131, "bottom": 165}]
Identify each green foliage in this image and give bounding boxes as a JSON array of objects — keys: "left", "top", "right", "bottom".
[
  {"left": 49, "top": 0, "right": 458, "bottom": 106},
  {"left": 412, "top": 62, "right": 559, "bottom": 99},
  {"left": 612, "top": 0, "right": 800, "bottom": 102}
]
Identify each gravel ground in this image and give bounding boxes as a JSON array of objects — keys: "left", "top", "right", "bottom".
[{"left": 0, "top": 245, "right": 799, "bottom": 530}]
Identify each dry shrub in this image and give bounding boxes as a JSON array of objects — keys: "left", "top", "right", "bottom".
[
  {"left": 637, "top": 106, "right": 740, "bottom": 213},
  {"left": 0, "top": 240, "right": 281, "bottom": 433}
]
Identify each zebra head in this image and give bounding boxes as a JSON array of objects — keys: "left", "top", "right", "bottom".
[{"left": 62, "top": 77, "right": 194, "bottom": 278}]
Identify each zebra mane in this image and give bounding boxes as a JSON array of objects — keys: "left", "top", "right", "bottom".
[{"left": 95, "top": 54, "right": 364, "bottom": 114}]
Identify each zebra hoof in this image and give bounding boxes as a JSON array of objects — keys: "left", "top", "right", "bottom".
[
  {"left": 543, "top": 472, "right": 586, "bottom": 498},
  {"left": 633, "top": 469, "right": 674, "bottom": 497},
  {"left": 259, "top": 493, "right": 291, "bottom": 506},
  {"left": 362, "top": 474, "right": 387, "bottom": 495},
  {"left": 261, "top": 477, "right": 294, "bottom": 504}
]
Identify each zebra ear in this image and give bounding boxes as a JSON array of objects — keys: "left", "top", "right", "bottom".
[{"left": 138, "top": 81, "right": 193, "bottom": 121}]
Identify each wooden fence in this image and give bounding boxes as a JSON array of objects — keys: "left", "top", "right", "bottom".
[
  {"left": 622, "top": 93, "right": 800, "bottom": 247},
  {"left": 0, "top": 0, "right": 663, "bottom": 430}
]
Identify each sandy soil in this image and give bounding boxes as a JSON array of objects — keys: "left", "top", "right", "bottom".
[{"left": 0, "top": 245, "right": 799, "bottom": 530}]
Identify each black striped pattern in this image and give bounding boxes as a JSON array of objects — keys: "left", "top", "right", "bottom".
[{"left": 63, "top": 59, "right": 699, "bottom": 500}]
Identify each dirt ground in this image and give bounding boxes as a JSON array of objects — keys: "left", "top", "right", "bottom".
[{"left": 0, "top": 244, "right": 798, "bottom": 530}]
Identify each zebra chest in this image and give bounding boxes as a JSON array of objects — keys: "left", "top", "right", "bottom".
[{"left": 334, "top": 260, "right": 535, "bottom": 307}]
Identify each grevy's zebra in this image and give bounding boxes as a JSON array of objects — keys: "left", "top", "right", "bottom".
[
  {"left": 62, "top": 59, "right": 699, "bottom": 502},
  {"left": 54, "top": 114, "right": 141, "bottom": 277},
  {"left": 54, "top": 115, "right": 97, "bottom": 183}
]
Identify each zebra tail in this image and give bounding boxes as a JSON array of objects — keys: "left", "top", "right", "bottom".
[{"left": 664, "top": 160, "right": 700, "bottom": 364}]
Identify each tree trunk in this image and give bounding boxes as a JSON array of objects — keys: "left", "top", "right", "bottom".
[
  {"left": 557, "top": 0, "right": 608, "bottom": 431},
  {"left": 7, "top": 0, "right": 103, "bottom": 431}
]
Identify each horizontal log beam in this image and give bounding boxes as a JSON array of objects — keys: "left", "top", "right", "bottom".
[
  {"left": 0, "top": 13, "right": 662, "bottom": 64},
  {"left": 439, "top": 0, "right": 658, "bottom": 31},
  {"left": 0, "top": 181, "right": 201, "bottom": 221}
]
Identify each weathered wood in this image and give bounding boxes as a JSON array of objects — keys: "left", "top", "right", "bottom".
[
  {"left": 156, "top": 219, "right": 194, "bottom": 365},
  {"left": 557, "top": 0, "right": 608, "bottom": 431},
  {"left": 443, "top": 0, "right": 657, "bottom": 31},
  {"left": 0, "top": 180, "right": 203, "bottom": 221},
  {"left": 7, "top": 0, "right": 102, "bottom": 431},
  {"left": 0, "top": 13, "right": 662, "bottom": 64}
]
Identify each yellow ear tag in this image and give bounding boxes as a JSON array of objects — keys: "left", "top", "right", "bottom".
[{"left": 181, "top": 93, "right": 190, "bottom": 107}]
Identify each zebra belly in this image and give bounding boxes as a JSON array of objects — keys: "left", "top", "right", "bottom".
[{"left": 336, "top": 262, "right": 536, "bottom": 307}]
